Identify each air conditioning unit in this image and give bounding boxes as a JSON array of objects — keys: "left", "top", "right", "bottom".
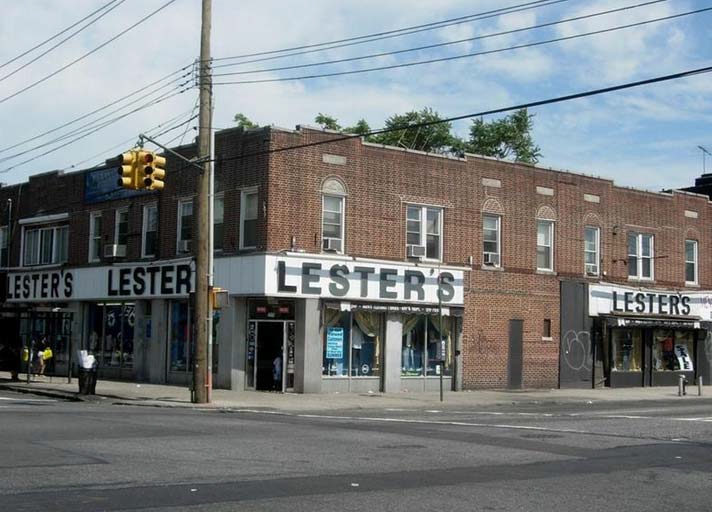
[
  {"left": 177, "top": 240, "right": 191, "bottom": 253},
  {"left": 407, "top": 244, "right": 426, "bottom": 258},
  {"left": 104, "top": 244, "right": 126, "bottom": 258},
  {"left": 322, "top": 238, "right": 341, "bottom": 252},
  {"left": 483, "top": 253, "right": 498, "bottom": 266}
]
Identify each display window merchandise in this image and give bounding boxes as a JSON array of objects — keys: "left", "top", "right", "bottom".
[{"left": 322, "top": 308, "right": 382, "bottom": 378}]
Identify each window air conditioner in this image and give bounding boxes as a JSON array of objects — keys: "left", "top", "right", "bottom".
[
  {"left": 407, "top": 244, "right": 426, "bottom": 258},
  {"left": 104, "top": 244, "right": 126, "bottom": 258},
  {"left": 178, "top": 240, "right": 191, "bottom": 253},
  {"left": 483, "top": 253, "right": 498, "bottom": 266},
  {"left": 322, "top": 238, "right": 340, "bottom": 252}
]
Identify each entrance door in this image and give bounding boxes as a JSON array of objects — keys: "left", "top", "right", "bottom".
[
  {"left": 508, "top": 319, "right": 523, "bottom": 389},
  {"left": 255, "top": 322, "right": 285, "bottom": 391}
]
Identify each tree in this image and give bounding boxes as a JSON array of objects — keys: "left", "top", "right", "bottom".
[
  {"left": 370, "top": 107, "right": 458, "bottom": 154},
  {"left": 343, "top": 119, "right": 371, "bottom": 137},
  {"left": 465, "top": 109, "right": 541, "bottom": 164},
  {"left": 314, "top": 113, "right": 341, "bottom": 131},
  {"left": 233, "top": 113, "right": 258, "bottom": 129}
]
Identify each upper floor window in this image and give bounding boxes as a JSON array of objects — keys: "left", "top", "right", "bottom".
[
  {"left": 584, "top": 226, "right": 600, "bottom": 276},
  {"left": 685, "top": 239, "right": 698, "bottom": 285},
  {"left": 628, "top": 232, "right": 653, "bottom": 280},
  {"left": 240, "top": 188, "right": 258, "bottom": 249},
  {"left": 142, "top": 204, "right": 158, "bottom": 258},
  {"left": 536, "top": 220, "right": 554, "bottom": 271},
  {"left": 177, "top": 199, "right": 193, "bottom": 254},
  {"left": 115, "top": 208, "right": 128, "bottom": 247},
  {"left": 23, "top": 225, "right": 68, "bottom": 266},
  {"left": 322, "top": 195, "right": 344, "bottom": 252},
  {"left": 0, "top": 226, "right": 8, "bottom": 268},
  {"left": 482, "top": 214, "right": 500, "bottom": 267},
  {"left": 406, "top": 205, "right": 442, "bottom": 260},
  {"left": 214, "top": 194, "right": 224, "bottom": 251},
  {"left": 89, "top": 212, "right": 102, "bottom": 262}
]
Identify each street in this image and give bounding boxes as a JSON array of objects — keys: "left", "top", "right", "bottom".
[{"left": 1, "top": 389, "right": 711, "bottom": 511}]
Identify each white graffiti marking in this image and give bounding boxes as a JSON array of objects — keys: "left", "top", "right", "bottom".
[{"left": 563, "top": 330, "right": 592, "bottom": 371}]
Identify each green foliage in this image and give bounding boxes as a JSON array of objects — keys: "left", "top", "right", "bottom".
[
  {"left": 233, "top": 113, "right": 258, "bottom": 129},
  {"left": 314, "top": 113, "right": 341, "bottom": 131},
  {"left": 343, "top": 119, "right": 371, "bottom": 137},
  {"left": 465, "top": 109, "right": 541, "bottom": 164},
  {"left": 370, "top": 107, "right": 458, "bottom": 154}
]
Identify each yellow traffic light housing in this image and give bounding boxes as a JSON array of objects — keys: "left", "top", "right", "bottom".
[
  {"left": 107, "top": 151, "right": 139, "bottom": 190},
  {"left": 141, "top": 151, "right": 166, "bottom": 191}
]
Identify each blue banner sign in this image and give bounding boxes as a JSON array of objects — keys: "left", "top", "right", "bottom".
[
  {"left": 85, "top": 166, "right": 150, "bottom": 204},
  {"left": 326, "top": 327, "right": 344, "bottom": 359}
]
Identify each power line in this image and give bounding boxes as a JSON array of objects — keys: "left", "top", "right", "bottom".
[
  {"left": 211, "top": 64, "right": 712, "bottom": 164},
  {"left": 0, "top": 66, "right": 192, "bottom": 155},
  {"left": 211, "top": 6, "right": 709, "bottom": 86},
  {"left": 0, "top": 0, "right": 178, "bottom": 106},
  {"left": 0, "top": 88, "right": 187, "bottom": 174},
  {"left": 211, "top": 0, "right": 571, "bottom": 66},
  {"left": 0, "top": 0, "right": 127, "bottom": 83},
  {"left": 213, "top": 0, "right": 666, "bottom": 77},
  {"left": 0, "top": 0, "right": 122, "bottom": 70}
]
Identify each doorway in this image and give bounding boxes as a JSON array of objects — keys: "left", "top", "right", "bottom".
[
  {"left": 255, "top": 321, "right": 285, "bottom": 391},
  {"left": 508, "top": 319, "right": 523, "bottom": 389}
]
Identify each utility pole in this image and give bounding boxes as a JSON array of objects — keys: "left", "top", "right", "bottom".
[{"left": 193, "top": 0, "right": 212, "bottom": 403}]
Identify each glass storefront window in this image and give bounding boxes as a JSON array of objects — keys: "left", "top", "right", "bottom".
[
  {"left": 653, "top": 330, "right": 694, "bottom": 372},
  {"left": 19, "top": 312, "right": 73, "bottom": 373},
  {"left": 170, "top": 301, "right": 193, "bottom": 372},
  {"left": 611, "top": 329, "right": 642, "bottom": 372},
  {"left": 402, "top": 314, "right": 453, "bottom": 377},
  {"left": 87, "top": 303, "right": 134, "bottom": 369},
  {"left": 322, "top": 309, "right": 383, "bottom": 377}
]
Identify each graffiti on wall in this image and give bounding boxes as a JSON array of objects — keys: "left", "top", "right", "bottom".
[{"left": 562, "top": 330, "right": 592, "bottom": 371}]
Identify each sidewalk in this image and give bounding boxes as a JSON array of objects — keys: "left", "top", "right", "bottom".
[{"left": 0, "top": 371, "right": 707, "bottom": 412}]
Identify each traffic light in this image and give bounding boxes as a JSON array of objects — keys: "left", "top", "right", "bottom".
[
  {"left": 106, "top": 151, "right": 139, "bottom": 190},
  {"left": 141, "top": 151, "right": 166, "bottom": 191}
]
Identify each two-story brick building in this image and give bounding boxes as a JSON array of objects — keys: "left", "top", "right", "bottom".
[{"left": 1, "top": 125, "right": 710, "bottom": 392}]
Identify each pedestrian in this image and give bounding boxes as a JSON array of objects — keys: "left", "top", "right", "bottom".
[{"left": 272, "top": 354, "right": 282, "bottom": 392}]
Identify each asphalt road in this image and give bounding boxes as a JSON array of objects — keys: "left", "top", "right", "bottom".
[{"left": 1, "top": 389, "right": 711, "bottom": 511}]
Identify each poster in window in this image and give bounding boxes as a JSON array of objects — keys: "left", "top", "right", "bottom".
[
  {"left": 674, "top": 344, "right": 694, "bottom": 372},
  {"left": 326, "top": 327, "right": 344, "bottom": 359}
]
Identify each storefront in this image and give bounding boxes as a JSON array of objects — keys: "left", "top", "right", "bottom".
[
  {"left": 218, "top": 253, "right": 465, "bottom": 393},
  {"left": 588, "top": 283, "right": 710, "bottom": 388}
]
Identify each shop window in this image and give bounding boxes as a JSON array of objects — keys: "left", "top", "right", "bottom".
[
  {"left": 406, "top": 205, "right": 442, "bottom": 261},
  {"left": 401, "top": 314, "right": 453, "bottom": 377},
  {"left": 177, "top": 199, "right": 193, "bottom": 254},
  {"left": 611, "top": 329, "right": 642, "bottom": 372},
  {"left": 653, "top": 330, "right": 694, "bottom": 372},
  {"left": 170, "top": 301, "right": 193, "bottom": 372},
  {"left": 536, "top": 220, "right": 554, "bottom": 271},
  {"left": 87, "top": 303, "right": 134, "bottom": 369},
  {"left": 214, "top": 193, "right": 224, "bottom": 251},
  {"left": 322, "top": 309, "right": 382, "bottom": 377},
  {"left": 23, "top": 224, "right": 68, "bottom": 266},
  {"left": 89, "top": 212, "right": 102, "bottom": 262},
  {"left": 628, "top": 232, "right": 653, "bottom": 280},
  {"left": 19, "top": 312, "right": 73, "bottom": 371},
  {"left": 584, "top": 226, "right": 599, "bottom": 276},
  {"left": 240, "top": 188, "right": 258, "bottom": 249},
  {"left": 142, "top": 204, "right": 158, "bottom": 258},
  {"left": 685, "top": 239, "right": 698, "bottom": 285},
  {"left": 482, "top": 214, "right": 500, "bottom": 267}
]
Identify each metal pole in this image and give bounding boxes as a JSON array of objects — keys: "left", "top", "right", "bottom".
[
  {"left": 698, "top": 375, "right": 703, "bottom": 396},
  {"left": 193, "top": 0, "right": 212, "bottom": 403},
  {"left": 438, "top": 273, "right": 443, "bottom": 402}
]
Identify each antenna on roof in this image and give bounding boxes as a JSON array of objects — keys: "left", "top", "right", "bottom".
[{"left": 698, "top": 145, "right": 711, "bottom": 173}]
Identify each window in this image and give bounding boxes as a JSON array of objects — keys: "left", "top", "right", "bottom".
[
  {"left": 240, "top": 189, "right": 257, "bottom": 249},
  {"left": 0, "top": 226, "right": 8, "bottom": 267},
  {"left": 322, "top": 195, "right": 344, "bottom": 252},
  {"left": 214, "top": 194, "right": 224, "bottom": 251},
  {"left": 322, "top": 309, "right": 383, "bottom": 378},
  {"left": 406, "top": 205, "right": 442, "bottom": 260},
  {"left": 482, "top": 214, "right": 500, "bottom": 267},
  {"left": 584, "top": 226, "right": 600, "bottom": 276},
  {"left": 89, "top": 213, "right": 102, "bottom": 262},
  {"left": 142, "top": 205, "right": 158, "bottom": 258},
  {"left": 23, "top": 225, "right": 68, "bottom": 266},
  {"left": 543, "top": 319, "right": 551, "bottom": 339},
  {"left": 611, "top": 329, "right": 642, "bottom": 372},
  {"left": 536, "top": 220, "right": 554, "bottom": 271},
  {"left": 653, "top": 330, "right": 694, "bottom": 372},
  {"left": 685, "top": 239, "right": 698, "bottom": 285},
  {"left": 114, "top": 208, "right": 128, "bottom": 247},
  {"left": 628, "top": 232, "right": 653, "bottom": 279},
  {"left": 87, "top": 303, "right": 135, "bottom": 369},
  {"left": 177, "top": 199, "right": 193, "bottom": 253},
  {"left": 401, "top": 315, "right": 453, "bottom": 377}
]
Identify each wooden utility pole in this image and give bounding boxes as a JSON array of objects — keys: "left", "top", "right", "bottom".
[{"left": 193, "top": 0, "right": 212, "bottom": 403}]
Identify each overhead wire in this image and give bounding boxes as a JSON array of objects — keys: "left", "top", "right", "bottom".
[
  {"left": 0, "top": 0, "right": 178, "bottom": 106},
  {"left": 0, "top": 0, "right": 127, "bottom": 83},
  {"left": 213, "top": 0, "right": 667, "bottom": 77},
  {"left": 211, "top": 65, "right": 712, "bottom": 164},
  {"left": 0, "top": 0, "right": 122, "bottom": 70},
  {"left": 211, "top": 6, "right": 710, "bottom": 85}
]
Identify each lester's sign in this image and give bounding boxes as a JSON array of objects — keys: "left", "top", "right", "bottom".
[{"left": 589, "top": 283, "right": 712, "bottom": 320}]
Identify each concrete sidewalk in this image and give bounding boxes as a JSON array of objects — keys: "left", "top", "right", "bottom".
[{"left": 0, "top": 371, "right": 707, "bottom": 412}]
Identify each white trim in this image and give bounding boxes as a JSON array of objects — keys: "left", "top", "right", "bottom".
[
  {"left": 405, "top": 204, "right": 443, "bottom": 262},
  {"left": 627, "top": 232, "right": 654, "bottom": 281},
  {"left": 482, "top": 214, "right": 501, "bottom": 268},
  {"left": 176, "top": 198, "right": 193, "bottom": 255},
  {"left": 536, "top": 220, "right": 554, "bottom": 272},
  {"left": 321, "top": 193, "right": 345, "bottom": 254},
  {"left": 18, "top": 212, "right": 69, "bottom": 225},
  {"left": 685, "top": 239, "right": 698, "bottom": 286},
  {"left": 114, "top": 207, "right": 129, "bottom": 247},
  {"left": 583, "top": 226, "right": 600, "bottom": 277},
  {"left": 88, "top": 211, "right": 102, "bottom": 263},
  {"left": 141, "top": 203, "right": 158, "bottom": 258},
  {"left": 240, "top": 187, "right": 258, "bottom": 250}
]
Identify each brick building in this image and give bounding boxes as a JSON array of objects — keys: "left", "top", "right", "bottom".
[{"left": 1, "top": 125, "right": 710, "bottom": 392}]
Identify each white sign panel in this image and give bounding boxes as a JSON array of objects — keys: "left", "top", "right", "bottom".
[{"left": 589, "top": 283, "right": 712, "bottom": 319}]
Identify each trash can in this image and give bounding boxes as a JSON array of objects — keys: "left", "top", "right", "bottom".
[{"left": 78, "top": 368, "right": 97, "bottom": 395}]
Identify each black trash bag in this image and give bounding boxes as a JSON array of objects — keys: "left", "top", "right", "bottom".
[{"left": 78, "top": 368, "right": 97, "bottom": 395}]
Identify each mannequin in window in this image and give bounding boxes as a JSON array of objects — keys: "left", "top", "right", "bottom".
[
  {"left": 402, "top": 332, "right": 415, "bottom": 372},
  {"left": 352, "top": 326, "right": 363, "bottom": 375}
]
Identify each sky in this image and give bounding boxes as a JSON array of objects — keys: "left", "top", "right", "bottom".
[{"left": 0, "top": 0, "right": 710, "bottom": 191}]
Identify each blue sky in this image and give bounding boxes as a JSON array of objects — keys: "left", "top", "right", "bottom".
[{"left": 0, "top": 0, "right": 710, "bottom": 190}]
